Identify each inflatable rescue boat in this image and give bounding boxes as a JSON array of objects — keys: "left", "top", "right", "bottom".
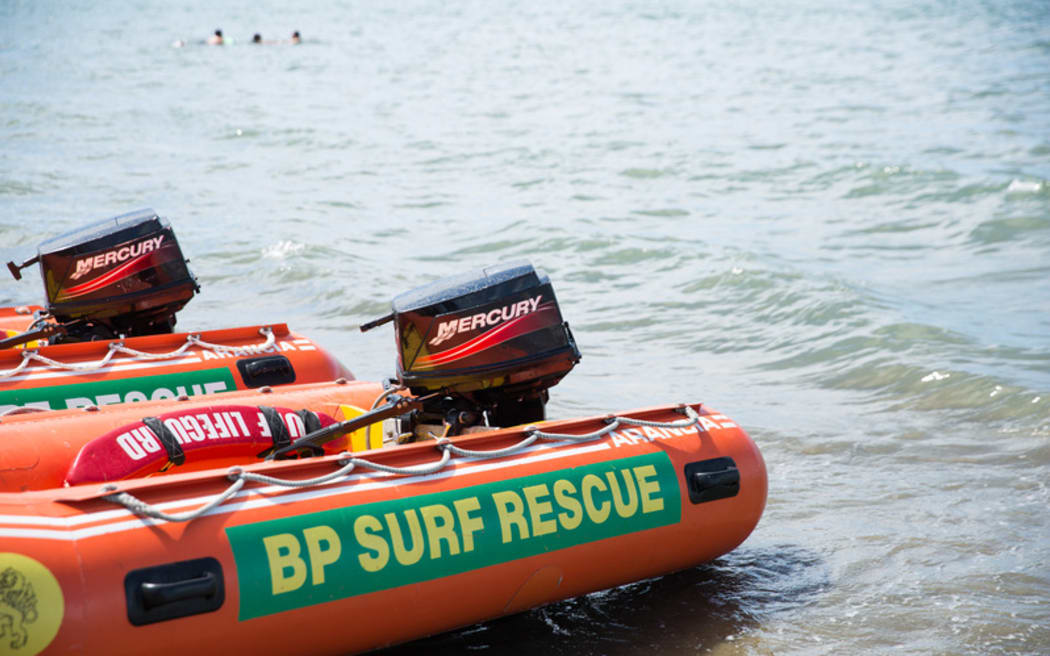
[
  {"left": 1, "top": 210, "right": 351, "bottom": 415},
  {"left": 0, "top": 258, "right": 767, "bottom": 656}
]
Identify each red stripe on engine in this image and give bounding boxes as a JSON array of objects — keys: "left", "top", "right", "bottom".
[
  {"left": 415, "top": 304, "right": 556, "bottom": 369},
  {"left": 58, "top": 250, "right": 169, "bottom": 300}
]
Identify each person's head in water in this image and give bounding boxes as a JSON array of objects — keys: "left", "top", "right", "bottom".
[
  {"left": 252, "top": 33, "right": 262, "bottom": 44},
  {"left": 207, "top": 29, "right": 223, "bottom": 45},
  {"left": 290, "top": 31, "right": 301, "bottom": 44}
]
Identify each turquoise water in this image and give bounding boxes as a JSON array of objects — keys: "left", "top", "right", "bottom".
[{"left": 2, "top": 1, "right": 1049, "bottom": 653}]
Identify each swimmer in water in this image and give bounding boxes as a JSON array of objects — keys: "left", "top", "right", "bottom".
[
  {"left": 290, "top": 31, "right": 301, "bottom": 44},
  {"left": 252, "top": 33, "right": 262, "bottom": 44},
  {"left": 207, "top": 29, "right": 223, "bottom": 45}
]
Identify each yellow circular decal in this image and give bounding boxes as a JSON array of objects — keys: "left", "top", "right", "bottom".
[{"left": 0, "top": 553, "right": 63, "bottom": 655}]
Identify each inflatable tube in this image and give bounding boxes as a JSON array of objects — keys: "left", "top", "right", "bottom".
[
  {"left": 64, "top": 404, "right": 342, "bottom": 486},
  {"left": 0, "top": 322, "right": 353, "bottom": 415},
  {"left": 0, "top": 380, "right": 385, "bottom": 492}
]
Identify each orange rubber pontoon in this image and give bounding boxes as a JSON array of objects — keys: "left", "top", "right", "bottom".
[
  {"left": 0, "top": 317, "right": 353, "bottom": 415},
  {"left": 0, "top": 380, "right": 765, "bottom": 656}
]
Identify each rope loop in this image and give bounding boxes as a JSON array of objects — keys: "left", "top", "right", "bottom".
[
  {"left": 188, "top": 326, "right": 275, "bottom": 356},
  {"left": 104, "top": 476, "right": 246, "bottom": 523},
  {"left": 616, "top": 405, "right": 700, "bottom": 429},
  {"left": 1, "top": 326, "right": 277, "bottom": 379},
  {"left": 0, "top": 350, "right": 33, "bottom": 378},
  {"left": 239, "top": 458, "right": 356, "bottom": 487}
]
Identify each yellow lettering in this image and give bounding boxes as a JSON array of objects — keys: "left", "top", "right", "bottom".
[
  {"left": 492, "top": 490, "right": 530, "bottom": 543},
  {"left": 303, "top": 525, "right": 341, "bottom": 585},
  {"left": 385, "top": 510, "right": 424, "bottom": 566},
  {"left": 605, "top": 469, "right": 639, "bottom": 518},
  {"left": 354, "top": 514, "right": 389, "bottom": 572},
  {"left": 453, "top": 497, "right": 484, "bottom": 552},
  {"left": 634, "top": 464, "right": 664, "bottom": 513},
  {"left": 522, "top": 483, "right": 557, "bottom": 537},
  {"left": 262, "top": 533, "right": 307, "bottom": 595},
  {"left": 420, "top": 504, "right": 460, "bottom": 559},
  {"left": 553, "top": 479, "right": 583, "bottom": 530},
  {"left": 582, "top": 473, "right": 610, "bottom": 524}
]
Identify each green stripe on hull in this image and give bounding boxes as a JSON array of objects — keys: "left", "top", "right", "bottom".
[
  {"left": 227, "top": 451, "right": 682, "bottom": 620},
  {"left": 0, "top": 368, "right": 236, "bottom": 411}
]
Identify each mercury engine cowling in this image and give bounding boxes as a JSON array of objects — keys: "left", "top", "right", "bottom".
[
  {"left": 21, "top": 208, "right": 198, "bottom": 342},
  {"left": 367, "top": 261, "right": 580, "bottom": 429}
]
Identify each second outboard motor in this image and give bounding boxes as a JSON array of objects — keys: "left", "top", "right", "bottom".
[
  {"left": 6, "top": 208, "right": 199, "bottom": 343},
  {"left": 363, "top": 261, "right": 580, "bottom": 430}
]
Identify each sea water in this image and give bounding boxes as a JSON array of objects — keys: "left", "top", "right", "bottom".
[{"left": 2, "top": 1, "right": 1048, "bottom": 653}]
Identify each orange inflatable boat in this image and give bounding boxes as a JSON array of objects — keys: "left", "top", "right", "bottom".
[
  {"left": 1, "top": 210, "right": 351, "bottom": 414},
  {"left": 0, "top": 384, "right": 765, "bottom": 656},
  {"left": 0, "top": 261, "right": 767, "bottom": 656}
]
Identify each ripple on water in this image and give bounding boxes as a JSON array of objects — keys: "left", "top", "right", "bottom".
[
  {"left": 375, "top": 545, "right": 829, "bottom": 656},
  {"left": 3, "top": 1, "right": 1049, "bottom": 654}
]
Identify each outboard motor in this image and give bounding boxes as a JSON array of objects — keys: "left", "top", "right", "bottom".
[
  {"left": 363, "top": 261, "right": 580, "bottom": 431},
  {"left": 6, "top": 208, "right": 198, "bottom": 344}
]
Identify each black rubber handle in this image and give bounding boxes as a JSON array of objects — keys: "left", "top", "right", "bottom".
[
  {"left": 126, "top": 557, "right": 225, "bottom": 625},
  {"left": 140, "top": 572, "right": 217, "bottom": 609}
]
